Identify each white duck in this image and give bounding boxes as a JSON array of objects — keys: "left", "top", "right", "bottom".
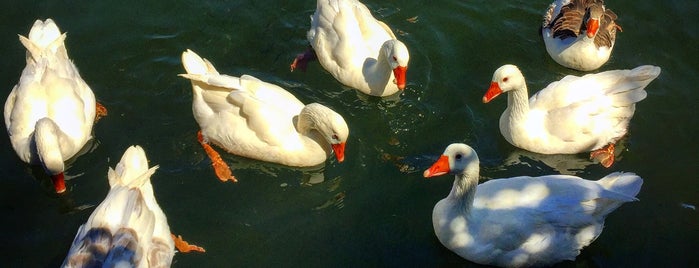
[
  {"left": 180, "top": 50, "right": 349, "bottom": 181},
  {"left": 542, "top": 0, "right": 622, "bottom": 71},
  {"left": 482, "top": 64, "right": 660, "bottom": 168},
  {"left": 290, "top": 0, "right": 410, "bottom": 97},
  {"left": 63, "top": 146, "right": 204, "bottom": 267},
  {"left": 4, "top": 19, "right": 106, "bottom": 193},
  {"left": 424, "top": 143, "right": 642, "bottom": 267}
]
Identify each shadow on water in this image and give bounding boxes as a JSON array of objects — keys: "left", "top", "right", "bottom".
[{"left": 498, "top": 137, "right": 629, "bottom": 176}]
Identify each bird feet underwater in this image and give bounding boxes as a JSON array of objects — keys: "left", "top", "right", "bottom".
[
  {"left": 590, "top": 143, "right": 616, "bottom": 168},
  {"left": 95, "top": 102, "right": 108, "bottom": 123},
  {"left": 290, "top": 47, "right": 317, "bottom": 72},
  {"left": 197, "top": 131, "right": 237, "bottom": 183}
]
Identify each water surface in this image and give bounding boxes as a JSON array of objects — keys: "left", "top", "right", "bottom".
[{"left": 1, "top": 0, "right": 697, "bottom": 267}]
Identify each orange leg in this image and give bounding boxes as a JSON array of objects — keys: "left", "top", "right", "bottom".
[
  {"left": 289, "top": 47, "right": 316, "bottom": 72},
  {"left": 590, "top": 143, "right": 616, "bottom": 168},
  {"left": 95, "top": 102, "right": 108, "bottom": 122},
  {"left": 171, "top": 234, "right": 206, "bottom": 253},
  {"left": 198, "top": 131, "right": 237, "bottom": 183}
]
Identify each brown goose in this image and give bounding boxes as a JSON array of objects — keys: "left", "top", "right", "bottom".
[{"left": 542, "top": 0, "right": 622, "bottom": 71}]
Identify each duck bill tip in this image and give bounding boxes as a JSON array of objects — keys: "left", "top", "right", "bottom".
[
  {"left": 51, "top": 173, "right": 66, "bottom": 193},
  {"left": 483, "top": 82, "right": 502, "bottom": 103},
  {"left": 424, "top": 155, "right": 450, "bottom": 178}
]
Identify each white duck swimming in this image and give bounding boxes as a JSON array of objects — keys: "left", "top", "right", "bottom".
[
  {"left": 180, "top": 50, "right": 349, "bottom": 181},
  {"left": 542, "top": 0, "right": 622, "bottom": 71},
  {"left": 424, "top": 143, "right": 642, "bottom": 267},
  {"left": 482, "top": 64, "right": 660, "bottom": 168},
  {"left": 291, "top": 0, "right": 410, "bottom": 97},
  {"left": 63, "top": 146, "right": 204, "bottom": 267},
  {"left": 4, "top": 19, "right": 107, "bottom": 193}
]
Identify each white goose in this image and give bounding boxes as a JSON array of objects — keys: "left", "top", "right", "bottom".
[
  {"left": 4, "top": 19, "right": 106, "bottom": 193},
  {"left": 424, "top": 143, "right": 642, "bottom": 267},
  {"left": 180, "top": 50, "right": 349, "bottom": 181},
  {"left": 63, "top": 146, "right": 203, "bottom": 267},
  {"left": 542, "top": 0, "right": 622, "bottom": 71},
  {"left": 291, "top": 0, "right": 410, "bottom": 97},
  {"left": 482, "top": 64, "right": 660, "bottom": 168}
]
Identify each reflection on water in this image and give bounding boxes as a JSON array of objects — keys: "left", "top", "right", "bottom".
[
  {"left": 1, "top": 0, "right": 697, "bottom": 267},
  {"left": 500, "top": 138, "right": 628, "bottom": 176}
]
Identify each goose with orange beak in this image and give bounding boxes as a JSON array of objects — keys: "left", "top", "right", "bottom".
[
  {"left": 541, "top": 0, "right": 622, "bottom": 71},
  {"left": 180, "top": 50, "right": 349, "bottom": 182},
  {"left": 291, "top": 0, "right": 410, "bottom": 97}
]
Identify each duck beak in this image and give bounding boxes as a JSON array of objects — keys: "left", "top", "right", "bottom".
[
  {"left": 332, "top": 142, "right": 346, "bottom": 163},
  {"left": 423, "top": 155, "right": 450, "bottom": 178},
  {"left": 482, "top": 82, "right": 502, "bottom": 103},
  {"left": 586, "top": 18, "right": 600, "bottom": 38},
  {"left": 52, "top": 173, "right": 66, "bottom": 193},
  {"left": 393, "top": 66, "right": 407, "bottom": 90}
]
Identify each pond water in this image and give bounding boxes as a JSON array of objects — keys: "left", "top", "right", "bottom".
[{"left": 0, "top": 0, "right": 697, "bottom": 267}]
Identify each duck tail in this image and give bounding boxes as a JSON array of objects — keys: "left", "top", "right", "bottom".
[
  {"left": 18, "top": 19, "right": 68, "bottom": 62},
  {"left": 179, "top": 49, "right": 219, "bottom": 80},
  {"left": 107, "top": 145, "right": 158, "bottom": 189},
  {"left": 584, "top": 172, "right": 643, "bottom": 218},
  {"left": 598, "top": 171, "right": 643, "bottom": 200},
  {"left": 179, "top": 49, "right": 245, "bottom": 92},
  {"left": 609, "top": 65, "right": 661, "bottom": 105}
]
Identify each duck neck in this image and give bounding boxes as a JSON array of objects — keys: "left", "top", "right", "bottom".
[
  {"left": 448, "top": 163, "right": 479, "bottom": 215},
  {"left": 505, "top": 84, "right": 530, "bottom": 127},
  {"left": 364, "top": 47, "right": 393, "bottom": 90},
  {"left": 34, "top": 118, "right": 70, "bottom": 174},
  {"left": 296, "top": 106, "right": 320, "bottom": 136}
]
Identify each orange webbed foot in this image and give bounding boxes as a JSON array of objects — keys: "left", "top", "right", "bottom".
[
  {"left": 95, "top": 102, "right": 108, "bottom": 122},
  {"left": 198, "top": 131, "right": 237, "bottom": 183},
  {"left": 171, "top": 234, "right": 206, "bottom": 253},
  {"left": 590, "top": 143, "right": 616, "bottom": 168}
]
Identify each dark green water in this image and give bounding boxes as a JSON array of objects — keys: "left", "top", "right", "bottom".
[{"left": 1, "top": 0, "right": 697, "bottom": 267}]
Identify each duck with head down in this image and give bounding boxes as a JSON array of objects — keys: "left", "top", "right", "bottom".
[
  {"left": 180, "top": 50, "right": 349, "bottom": 182},
  {"left": 4, "top": 19, "right": 107, "bottom": 193},
  {"left": 291, "top": 0, "right": 410, "bottom": 97}
]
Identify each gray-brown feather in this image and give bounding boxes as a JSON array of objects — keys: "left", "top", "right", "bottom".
[{"left": 546, "top": 0, "right": 620, "bottom": 48}]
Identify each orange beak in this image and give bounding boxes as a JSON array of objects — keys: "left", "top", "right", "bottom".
[
  {"left": 52, "top": 173, "right": 66, "bottom": 193},
  {"left": 586, "top": 18, "right": 600, "bottom": 38},
  {"left": 393, "top": 66, "right": 407, "bottom": 90},
  {"left": 482, "top": 82, "right": 503, "bottom": 103},
  {"left": 332, "top": 142, "right": 346, "bottom": 163},
  {"left": 423, "top": 155, "right": 450, "bottom": 178}
]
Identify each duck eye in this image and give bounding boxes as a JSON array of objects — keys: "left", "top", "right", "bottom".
[
  {"left": 332, "top": 134, "right": 339, "bottom": 140},
  {"left": 392, "top": 56, "right": 397, "bottom": 61},
  {"left": 503, "top": 77, "right": 509, "bottom": 82},
  {"left": 455, "top": 154, "right": 462, "bottom": 160}
]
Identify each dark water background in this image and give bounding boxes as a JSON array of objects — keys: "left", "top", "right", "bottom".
[{"left": 1, "top": 0, "right": 697, "bottom": 267}]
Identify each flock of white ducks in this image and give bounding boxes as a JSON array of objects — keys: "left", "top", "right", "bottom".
[{"left": 3, "top": 0, "right": 661, "bottom": 267}]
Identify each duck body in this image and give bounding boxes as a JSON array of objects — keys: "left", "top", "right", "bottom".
[
  {"left": 483, "top": 64, "right": 660, "bottom": 159},
  {"left": 63, "top": 146, "right": 174, "bottom": 268},
  {"left": 424, "top": 143, "right": 643, "bottom": 267},
  {"left": 542, "top": 0, "right": 621, "bottom": 71},
  {"left": 4, "top": 19, "right": 96, "bottom": 193},
  {"left": 180, "top": 50, "right": 349, "bottom": 167},
  {"left": 303, "top": 0, "right": 409, "bottom": 96}
]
